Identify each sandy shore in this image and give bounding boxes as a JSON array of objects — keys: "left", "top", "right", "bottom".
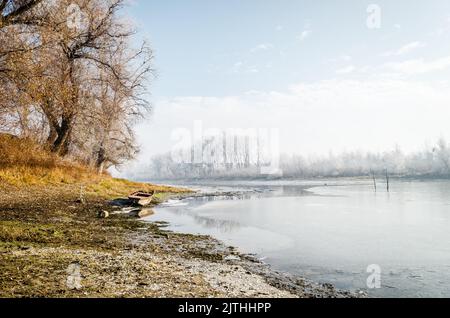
[{"left": 0, "top": 183, "right": 363, "bottom": 298}]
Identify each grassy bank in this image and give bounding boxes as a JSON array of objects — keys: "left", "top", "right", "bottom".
[
  {"left": 0, "top": 135, "right": 215, "bottom": 297},
  {"left": 0, "top": 137, "right": 298, "bottom": 298},
  {"left": 0, "top": 177, "right": 299, "bottom": 297},
  {"left": 1, "top": 136, "right": 356, "bottom": 298},
  {"left": 0, "top": 180, "right": 219, "bottom": 298}
]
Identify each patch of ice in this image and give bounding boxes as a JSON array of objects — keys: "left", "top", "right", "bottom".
[{"left": 161, "top": 200, "right": 189, "bottom": 207}]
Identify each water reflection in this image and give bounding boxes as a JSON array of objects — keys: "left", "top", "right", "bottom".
[
  {"left": 157, "top": 200, "right": 243, "bottom": 233},
  {"left": 162, "top": 185, "right": 318, "bottom": 233},
  {"left": 191, "top": 214, "right": 241, "bottom": 233},
  {"left": 147, "top": 180, "right": 450, "bottom": 297}
]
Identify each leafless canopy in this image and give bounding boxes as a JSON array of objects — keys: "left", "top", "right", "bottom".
[{"left": 0, "top": 0, "right": 154, "bottom": 171}]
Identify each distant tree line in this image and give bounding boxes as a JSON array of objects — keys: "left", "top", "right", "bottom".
[
  {"left": 0, "top": 0, "right": 153, "bottom": 172},
  {"left": 137, "top": 138, "right": 450, "bottom": 180}
]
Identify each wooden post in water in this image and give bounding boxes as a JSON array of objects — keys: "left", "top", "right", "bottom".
[
  {"left": 385, "top": 169, "right": 390, "bottom": 192},
  {"left": 371, "top": 170, "right": 377, "bottom": 192}
]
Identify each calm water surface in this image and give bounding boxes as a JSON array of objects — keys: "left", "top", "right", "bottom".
[{"left": 145, "top": 179, "right": 450, "bottom": 297}]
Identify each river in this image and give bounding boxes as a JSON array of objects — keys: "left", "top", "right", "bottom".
[{"left": 144, "top": 179, "right": 450, "bottom": 298}]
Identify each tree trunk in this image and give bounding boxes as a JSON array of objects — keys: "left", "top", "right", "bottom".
[
  {"left": 95, "top": 145, "right": 106, "bottom": 174},
  {"left": 47, "top": 126, "right": 58, "bottom": 147},
  {"left": 51, "top": 116, "right": 73, "bottom": 156}
]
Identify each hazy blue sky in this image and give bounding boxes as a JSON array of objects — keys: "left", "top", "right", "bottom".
[
  {"left": 119, "top": 1, "right": 450, "bottom": 170},
  {"left": 128, "top": 0, "right": 450, "bottom": 96}
]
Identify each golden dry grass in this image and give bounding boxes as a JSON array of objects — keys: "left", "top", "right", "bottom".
[
  {"left": 0, "top": 134, "right": 56, "bottom": 167},
  {"left": 0, "top": 133, "right": 189, "bottom": 196},
  {"left": 85, "top": 177, "right": 189, "bottom": 200},
  {"left": 0, "top": 133, "right": 97, "bottom": 186}
]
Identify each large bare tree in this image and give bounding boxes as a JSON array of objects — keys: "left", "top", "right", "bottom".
[{"left": 1, "top": 0, "right": 154, "bottom": 171}]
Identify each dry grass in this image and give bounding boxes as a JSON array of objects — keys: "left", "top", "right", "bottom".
[
  {"left": 0, "top": 133, "right": 99, "bottom": 187},
  {"left": 0, "top": 136, "right": 216, "bottom": 298},
  {"left": 85, "top": 177, "right": 189, "bottom": 200},
  {"left": 0, "top": 134, "right": 189, "bottom": 196},
  {"left": 0, "top": 134, "right": 56, "bottom": 167},
  {"left": 0, "top": 221, "right": 64, "bottom": 243}
]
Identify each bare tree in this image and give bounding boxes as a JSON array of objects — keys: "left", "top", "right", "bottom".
[
  {"left": 77, "top": 43, "right": 153, "bottom": 173},
  {"left": 1, "top": 0, "right": 154, "bottom": 171}
]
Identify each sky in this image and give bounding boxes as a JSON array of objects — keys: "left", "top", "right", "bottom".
[{"left": 119, "top": 0, "right": 450, "bottom": 171}]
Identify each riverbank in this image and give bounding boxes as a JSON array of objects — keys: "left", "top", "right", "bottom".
[{"left": 0, "top": 178, "right": 361, "bottom": 298}]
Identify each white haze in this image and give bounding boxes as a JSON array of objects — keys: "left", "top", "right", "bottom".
[{"left": 116, "top": 78, "right": 450, "bottom": 176}]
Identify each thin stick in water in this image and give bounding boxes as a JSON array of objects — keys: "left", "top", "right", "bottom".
[
  {"left": 371, "top": 170, "right": 377, "bottom": 192},
  {"left": 385, "top": 169, "right": 390, "bottom": 192}
]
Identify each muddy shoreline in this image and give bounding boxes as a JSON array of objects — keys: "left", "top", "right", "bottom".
[
  {"left": 0, "top": 183, "right": 364, "bottom": 298},
  {"left": 143, "top": 189, "right": 365, "bottom": 298}
]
